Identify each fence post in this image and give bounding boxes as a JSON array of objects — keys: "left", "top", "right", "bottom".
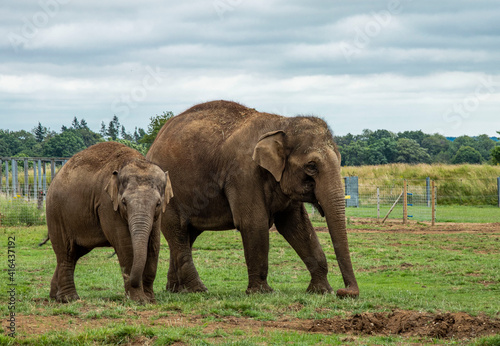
[
  {"left": 11, "top": 159, "right": 16, "bottom": 197},
  {"left": 38, "top": 160, "right": 42, "bottom": 191},
  {"left": 42, "top": 161, "right": 47, "bottom": 198},
  {"left": 50, "top": 159, "right": 55, "bottom": 182},
  {"left": 33, "top": 160, "right": 37, "bottom": 200},
  {"left": 24, "top": 158, "right": 29, "bottom": 198},
  {"left": 377, "top": 187, "right": 380, "bottom": 220},
  {"left": 426, "top": 177, "right": 430, "bottom": 207},
  {"left": 5, "top": 160, "right": 9, "bottom": 196},
  {"left": 403, "top": 179, "right": 407, "bottom": 225},
  {"left": 431, "top": 180, "right": 436, "bottom": 226}
]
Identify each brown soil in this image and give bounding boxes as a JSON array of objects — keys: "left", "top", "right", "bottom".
[
  {"left": 5, "top": 221, "right": 500, "bottom": 342},
  {"left": 11, "top": 309, "right": 500, "bottom": 341},
  {"left": 316, "top": 219, "right": 500, "bottom": 234}
]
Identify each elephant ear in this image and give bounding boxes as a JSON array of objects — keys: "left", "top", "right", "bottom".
[
  {"left": 252, "top": 130, "right": 286, "bottom": 182},
  {"left": 162, "top": 171, "right": 174, "bottom": 212},
  {"left": 105, "top": 171, "right": 120, "bottom": 212}
]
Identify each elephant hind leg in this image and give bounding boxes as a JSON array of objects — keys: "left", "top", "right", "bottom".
[
  {"left": 53, "top": 244, "right": 91, "bottom": 303},
  {"left": 50, "top": 264, "right": 59, "bottom": 300},
  {"left": 162, "top": 218, "right": 207, "bottom": 293}
]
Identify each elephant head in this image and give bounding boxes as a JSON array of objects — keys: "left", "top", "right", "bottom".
[
  {"left": 105, "top": 159, "right": 173, "bottom": 290},
  {"left": 252, "top": 116, "right": 359, "bottom": 297}
]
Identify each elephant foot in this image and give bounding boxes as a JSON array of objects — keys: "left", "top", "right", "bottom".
[
  {"left": 246, "top": 283, "right": 273, "bottom": 294},
  {"left": 336, "top": 286, "right": 359, "bottom": 298},
  {"left": 144, "top": 287, "right": 156, "bottom": 303},
  {"left": 166, "top": 280, "right": 208, "bottom": 293},
  {"left": 306, "top": 281, "right": 333, "bottom": 294},
  {"left": 56, "top": 291, "right": 80, "bottom": 303},
  {"left": 127, "top": 288, "right": 152, "bottom": 304}
]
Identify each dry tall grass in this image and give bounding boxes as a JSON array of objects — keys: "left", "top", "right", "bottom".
[{"left": 341, "top": 164, "right": 500, "bottom": 205}]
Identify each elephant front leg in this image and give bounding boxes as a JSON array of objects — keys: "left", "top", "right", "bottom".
[
  {"left": 114, "top": 246, "right": 149, "bottom": 303},
  {"left": 141, "top": 228, "right": 161, "bottom": 303},
  {"left": 240, "top": 227, "right": 273, "bottom": 294},
  {"left": 274, "top": 203, "right": 333, "bottom": 294}
]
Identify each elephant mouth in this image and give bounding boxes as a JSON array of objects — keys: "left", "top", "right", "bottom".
[{"left": 312, "top": 201, "right": 325, "bottom": 217}]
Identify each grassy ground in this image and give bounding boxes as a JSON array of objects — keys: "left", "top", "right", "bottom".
[
  {"left": 342, "top": 163, "right": 500, "bottom": 205},
  {"left": 340, "top": 204, "right": 500, "bottom": 223},
  {"left": 1, "top": 224, "right": 499, "bottom": 345}
]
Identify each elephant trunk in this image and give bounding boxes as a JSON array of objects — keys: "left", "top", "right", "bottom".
[
  {"left": 128, "top": 213, "right": 154, "bottom": 289},
  {"left": 315, "top": 155, "right": 359, "bottom": 298}
]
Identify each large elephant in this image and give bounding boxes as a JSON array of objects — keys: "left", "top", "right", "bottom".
[
  {"left": 46, "top": 142, "right": 173, "bottom": 303},
  {"left": 147, "top": 100, "right": 359, "bottom": 297}
]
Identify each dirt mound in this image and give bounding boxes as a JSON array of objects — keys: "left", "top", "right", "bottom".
[
  {"left": 306, "top": 310, "right": 500, "bottom": 339},
  {"left": 10, "top": 309, "right": 500, "bottom": 341}
]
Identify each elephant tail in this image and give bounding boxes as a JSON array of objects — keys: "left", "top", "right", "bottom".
[{"left": 38, "top": 235, "right": 50, "bottom": 247}]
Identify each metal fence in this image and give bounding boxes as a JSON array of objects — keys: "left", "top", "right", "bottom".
[
  {"left": 0, "top": 157, "right": 69, "bottom": 199},
  {"left": 1, "top": 158, "right": 499, "bottom": 227},
  {"left": 350, "top": 181, "right": 436, "bottom": 224},
  {"left": 0, "top": 157, "right": 69, "bottom": 226}
]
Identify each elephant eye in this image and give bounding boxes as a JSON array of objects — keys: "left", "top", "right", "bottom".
[
  {"left": 121, "top": 198, "right": 127, "bottom": 206},
  {"left": 305, "top": 161, "right": 318, "bottom": 175}
]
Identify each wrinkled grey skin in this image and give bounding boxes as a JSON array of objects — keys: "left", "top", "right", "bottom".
[
  {"left": 46, "top": 142, "right": 173, "bottom": 303},
  {"left": 147, "top": 100, "right": 359, "bottom": 297}
]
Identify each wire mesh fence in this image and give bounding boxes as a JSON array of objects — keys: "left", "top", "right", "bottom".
[
  {"left": 1, "top": 159, "right": 499, "bottom": 227},
  {"left": 351, "top": 183, "right": 435, "bottom": 223},
  {"left": 0, "top": 157, "right": 69, "bottom": 226}
]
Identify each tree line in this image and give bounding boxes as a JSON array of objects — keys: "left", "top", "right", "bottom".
[
  {"left": 0, "top": 112, "right": 173, "bottom": 158},
  {"left": 336, "top": 129, "right": 500, "bottom": 166},
  {"left": 1, "top": 115, "right": 499, "bottom": 165}
]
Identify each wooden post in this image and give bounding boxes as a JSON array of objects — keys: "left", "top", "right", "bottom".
[
  {"left": 33, "top": 160, "right": 37, "bottom": 201},
  {"left": 431, "top": 180, "right": 436, "bottom": 226},
  {"left": 377, "top": 187, "right": 380, "bottom": 220},
  {"left": 24, "top": 158, "right": 29, "bottom": 198},
  {"left": 50, "top": 159, "right": 55, "bottom": 183},
  {"left": 497, "top": 177, "right": 500, "bottom": 208},
  {"left": 382, "top": 190, "right": 403, "bottom": 223},
  {"left": 11, "top": 159, "right": 16, "bottom": 197},
  {"left": 42, "top": 161, "right": 47, "bottom": 198},
  {"left": 403, "top": 179, "right": 407, "bottom": 225},
  {"left": 5, "top": 160, "right": 9, "bottom": 196}
]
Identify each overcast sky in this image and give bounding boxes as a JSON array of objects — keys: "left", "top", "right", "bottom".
[{"left": 1, "top": 0, "right": 499, "bottom": 137}]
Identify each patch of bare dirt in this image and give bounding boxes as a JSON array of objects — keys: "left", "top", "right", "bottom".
[
  {"left": 307, "top": 310, "right": 500, "bottom": 339},
  {"left": 314, "top": 220, "right": 500, "bottom": 234},
  {"left": 8, "top": 310, "right": 500, "bottom": 341}
]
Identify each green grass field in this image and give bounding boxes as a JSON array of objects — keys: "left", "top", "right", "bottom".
[
  {"left": 1, "top": 225, "right": 499, "bottom": 345},
  {"left": 342, "top": 204, "right": 500, "bottom": 223}
]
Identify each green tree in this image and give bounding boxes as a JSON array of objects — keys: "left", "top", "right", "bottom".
[
  {"left": 421, "top": 134, "right": 450, "bottom": 157},
  {"left": 452, "top": 146, "right": 483, "bottom": 164},
  {"left": 33, "top": 122, "right": 48, "bottom": 143},
  {"left": 397, "top": 130, "right": 427, "bottom": 146},
  {"left": 140, "top": 111, "right": 174, "bottom": 149},
  {"left": 100, "top": 121, "right": 107, "bottom": 138},
  {"left": 43, "top": 129, "right": 86, "bottom": 157},
  {"left": 491, "top": 146, "right": 500, "bottom": 165},
  {"left": 395, "top": 138, "right": 431, "bottom": 164},
  {"left": 474, "top": 134, "right": 496, "bottom": 161},
  {"left": 71, "top": 117, "right": 81, "bottom": 130},
  {"left": 107, "top": 115, "right": 120, "bottom": 140}
]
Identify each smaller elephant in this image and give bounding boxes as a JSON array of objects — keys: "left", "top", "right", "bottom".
[{"left": 46, "top": 142, "right": 173, "bottom": 303}]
